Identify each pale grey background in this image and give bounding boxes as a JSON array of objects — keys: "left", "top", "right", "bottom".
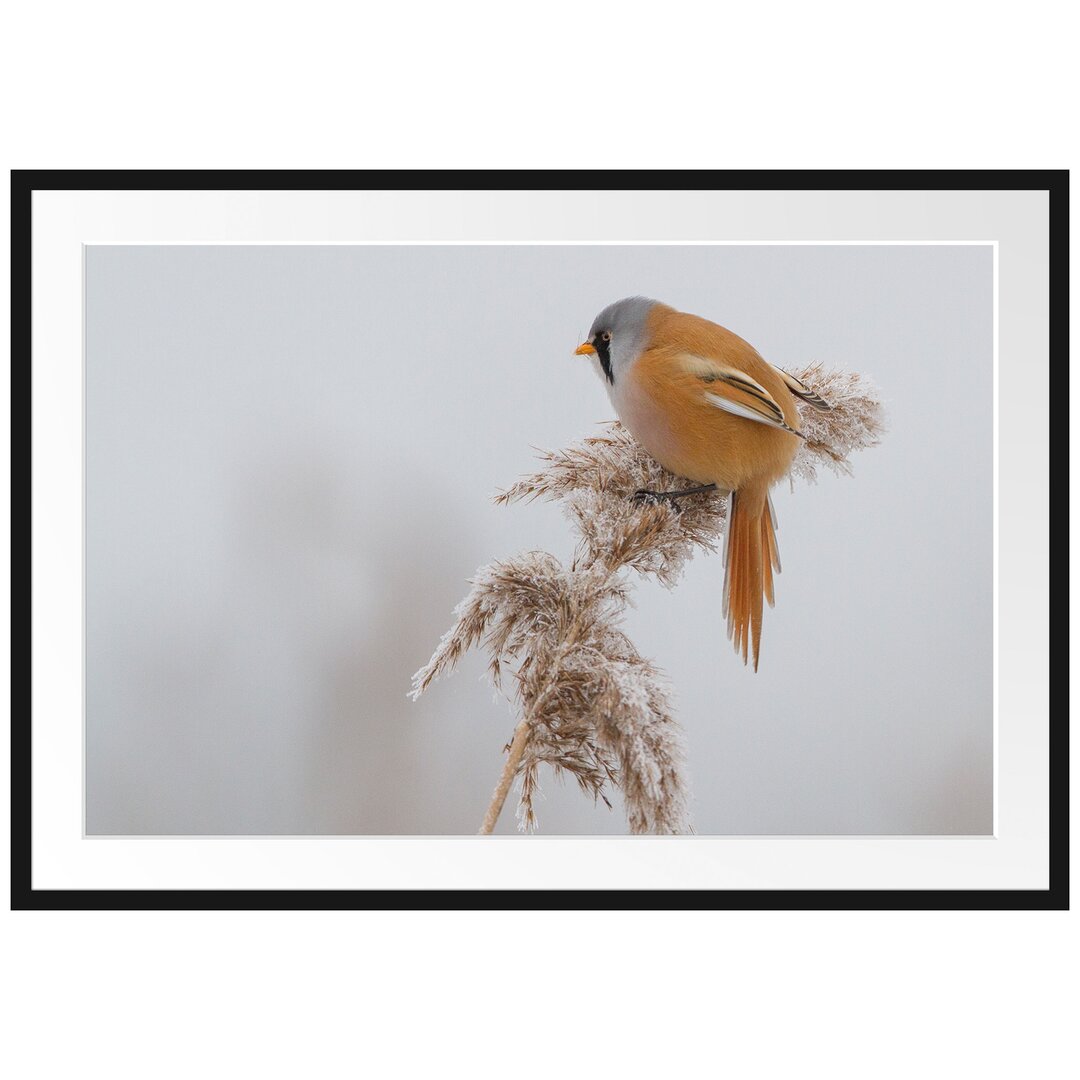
[{"left": 84, "top": 244, "right": 993, "bottom": 835}]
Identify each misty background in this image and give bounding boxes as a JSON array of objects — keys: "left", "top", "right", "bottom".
[{"left": 84, "top": 243, "right": 993, "bottom": 834}]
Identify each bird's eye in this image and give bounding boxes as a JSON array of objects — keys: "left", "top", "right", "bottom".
[{"left": 601, "top": 331, "right": 611, "bottom": 342}]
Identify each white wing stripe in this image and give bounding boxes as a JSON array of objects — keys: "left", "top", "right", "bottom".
[{"left": 704, "top": 393, "right": 805, "bottom": 439}]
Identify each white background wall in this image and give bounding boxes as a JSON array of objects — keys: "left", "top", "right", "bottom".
[{"left": 85, "top": 243, "right": 993, "bottom": 834}]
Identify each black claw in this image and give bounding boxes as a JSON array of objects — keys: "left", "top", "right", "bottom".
[{"left": 631, "top": 484, "right": 717, "bottom": 508}]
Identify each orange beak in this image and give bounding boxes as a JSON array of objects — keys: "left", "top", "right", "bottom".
[{"left": 574, "top": 340, "right": 596, "bottom": 356}]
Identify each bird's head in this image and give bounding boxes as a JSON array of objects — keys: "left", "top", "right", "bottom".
[{"left": 574, "top": 296, "right": 659, "bottom": 386}]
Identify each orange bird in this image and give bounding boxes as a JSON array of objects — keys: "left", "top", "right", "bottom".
[{"left": 574, "top": 297, "right": 830, "bottom": 671}]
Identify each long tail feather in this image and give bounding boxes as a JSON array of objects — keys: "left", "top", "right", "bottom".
[
  {"left": 761, "top": 512, "right": 774, "bottom": 608},
  {"left": 723, "top": 484, "right": 780, "bottom": 671}
]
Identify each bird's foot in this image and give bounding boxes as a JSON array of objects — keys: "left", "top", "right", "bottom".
[{"left": 630, "top": 483, "right": 718, "bottom": 509}]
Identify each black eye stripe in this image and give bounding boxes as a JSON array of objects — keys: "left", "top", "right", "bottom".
[{"left": 595, "top": 333, "right": 614, "bottom": 384}]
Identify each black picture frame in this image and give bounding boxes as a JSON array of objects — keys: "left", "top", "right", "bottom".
[{"left": 9, "top": 169, "right": 1068, "bottom": 911}]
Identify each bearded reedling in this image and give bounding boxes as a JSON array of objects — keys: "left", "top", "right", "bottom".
[{"left": 575, "top": 297, "right": 831, "bottom": 671}]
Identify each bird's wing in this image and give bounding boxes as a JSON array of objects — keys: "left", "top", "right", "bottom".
[
  {"left": 773, "top": 366, "right": 832, "bottom": 411},
  {"left": 676, "top": 353, "right": 804, "bottom": 438}
]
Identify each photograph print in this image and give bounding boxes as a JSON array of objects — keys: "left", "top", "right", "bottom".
[{"left": 82, "top": 240, "right": 992, "bottom": 839}]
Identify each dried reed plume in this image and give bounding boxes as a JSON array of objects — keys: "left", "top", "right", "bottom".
[{"left": 411, "top": 364, "right": 884, "bottom": 834}]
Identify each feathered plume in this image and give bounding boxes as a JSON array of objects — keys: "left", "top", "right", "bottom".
[{"left": 411, "top": 364, "right": 884, "bottom": 833}]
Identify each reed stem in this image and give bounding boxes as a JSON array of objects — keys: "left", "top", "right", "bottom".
[{"left": 479, "top": 719, "right": 532, "bottom": 834}]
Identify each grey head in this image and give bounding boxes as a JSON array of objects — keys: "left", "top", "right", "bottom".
[{"left": 579, "top": 296, "right": 659, "bottom": 386}]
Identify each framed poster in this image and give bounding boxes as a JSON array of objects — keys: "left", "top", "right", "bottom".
[{"left": 9, "top": 170, "right": 1066, "bottom": 909}]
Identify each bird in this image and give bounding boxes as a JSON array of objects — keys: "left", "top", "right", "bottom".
[{"left": 573, "top": 296, "right": 830, "bottom": 671}]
